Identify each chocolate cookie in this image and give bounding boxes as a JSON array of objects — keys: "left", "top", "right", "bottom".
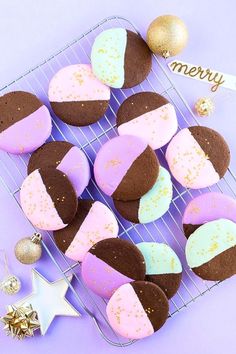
[
  {"left": 94, "top": 135, "right": 159, "bottom": 201},
  {"left": 114, "top": 166, "right": 172, "bottom": 224},
  {"left": 81, "top": 238, "right": 146, "bottom": 298},
  {"left": 48, "top": 64, "right": 110, "bottom": 126},
  {"left": 0, "top": 91, "right": 52, "bottom": 154},
  {"left": 106, "top": 281, "right": 169, "bottom": 339},
  {"left": 54, "top": 200, "right": 119, "bottom": 262},
  {"left": 166, "top": 126, "right": 230, "bottom": 189},
  {"left": 137, "top": 242, "right": 182, "bottom": 298},
  {"left": 183, "top": 192, "right": 236, "bottom": 238},
  {"left": 20, "top": 167, "right": 78, "bottom": 231},
  {"left": 185, "top": 218, "right": 236, "bottom": 281},
  {"left": 117, "top": 92, "right": 178, "bottom": 150},
  {"left": 28, "top": 141, "right": 90, "bottom": 197},
  {"left": 91, "top": 28, "right": 152, "bottom": 88}
]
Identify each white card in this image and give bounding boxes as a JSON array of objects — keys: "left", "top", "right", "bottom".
[{"left": 168, "top": 60, "right": 236, "bottom": 92}]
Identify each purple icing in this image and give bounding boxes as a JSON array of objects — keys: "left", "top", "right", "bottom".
[
  {"left": 94, "top": 135, "right": 147, "bottom": 196},
  {"left": 81, "top": 252, "right": 134, "bottom": 299},
  {"left": 183, "top": 192, "right": 236, "bottom": 225},
  {"left": 0, "top": 105, "right": 52, "bottom": 154},
  {"left": 57, "top": 146, "right": 90, "bottom": 197}
]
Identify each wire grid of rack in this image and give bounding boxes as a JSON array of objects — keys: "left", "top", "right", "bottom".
[{"left": 0, "top": 15, "right": 236, "bottom": 347}]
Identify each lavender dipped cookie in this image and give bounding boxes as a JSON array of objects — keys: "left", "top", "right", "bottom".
[
  {"left": 54, "top": 200, "right": 119, "bottom": 262},
  {"left": 166, "top": 126, "right": 230, "bottom": 189},
  {"left": 185, "top": 218, "right": 236, "bottom": 281},
  {"left": 106, "top": 281, "right": 169, "bottom": 339},
  {"left": 94, "top": 135, "right": 159, "bottom": 201},
  {"left": 28, "top": 141, "right": 90, "bottom": 197},
  {"left": 81, "top": 238, "right": 146, "bottom": 298},
  {"left": 114, "top": 166, "right": 172, "bottom": 224},
  {"left": 136, "top": 242, "right": 182, "bottom": 299},
  {"left": 183, "top": 192, "right": 236, "bottom": 238},
  {"left": 48, "top": 64, "right": 110, "bottom": 126},
  {"left": 20, "top": 167, "right": 78, "bottom": 231},
  {"left": 0, "top": 91, "right": 52, "bottom": 154},
  {"left": 117, "top": 92, "right": 178, "bottom": 150},
  {"left": 91, "top": 28, "right": 152, "bottom": 88}
]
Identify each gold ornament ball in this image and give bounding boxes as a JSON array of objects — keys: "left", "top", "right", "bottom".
[
  {"left": 15, "top": 234, "right": 42, "bottom": 265},
  {"left": 0, "top": 275, "right": 21, "bottom": 295},
  {"left": 195, "top": 97, "right": 214, "bottom": 117},
  {"left": 147, "top": 15, "right": 188, "bottom": 58}
]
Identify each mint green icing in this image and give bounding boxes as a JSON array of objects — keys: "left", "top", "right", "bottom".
[
  {"left": 186, "top": 218, "right": 236, "bottom": 268},
  {"left": 138, "top": 167, "right": 172, "bottom": 224},
  {"left": 91, "top": 28, "right": 127, "bottom": 88},
  {"left": 137, "top": 242, "right": 182, "bottom": 275}
]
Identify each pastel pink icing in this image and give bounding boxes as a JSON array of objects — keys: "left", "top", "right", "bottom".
[
  {"left": 106, "top": 283, "right": 154, "bottom": 339},
  {"left": 48, "top": 64, "right": 110, "bottom": 102},
  {"left": 94, "top": 135, "right": 148, "bottom": 196},
  {"left": 118, "top": 103, "right": 178, "bottom": 150},
  {"left": 165, "top": 128, "right": 219, "bottom": 189},
  {"left": 0, "top": 106, "right": 52, "bottom": 154},
  {"left": 183, "top": 192, "right": 236, "bottom": 225},
  {"left": 81, "top": 253, "right": 134, "bottom": 298},
  {"left": 57, "top": 146, "right": 90, "bottom": 197},
  {"left": 20, "top": 169, "right": 66, "bottom": 231},
  {"left": 65, "top": 201, "right": 118, "bottom": 262}
]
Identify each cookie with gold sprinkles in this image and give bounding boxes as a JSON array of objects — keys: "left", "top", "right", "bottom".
[
  {"left": 81, "top": 238, "right": 146, "bottom": 299},
  {"left": 114, "top": 166, "right": 172, "bottom": 223},
  {"left": 185, "top": 218, "right": 236, "bottom": 281},
  {"left": 91, "top": 28, "right": 152, "bottom": 88},
  {"left": 94, "top": 135, "right": 159, "bottom": 201},
  {"left": 166, "top": 126, "right": 230, "bottom": 189},
  {"left": 54, "top": 200, "right": 119, "bottom": 262},
  {"left": 183, "top": 192, "right": 236, "bottom": 238},
  {"left": 28, "top": 141, "right": 90, "bottom": 197},
  {"left": 136, "top": 242, "right": 182, "bottom": 299},
  {"left": 48, "top": 64, "right": 110, "bottom": 126},
  {"left": 20, "top": 167, "right": 78, "bottom": 231},
  {"left": 0, "top": 91, "right": 52, "bottom": 154},
  {"left": 117, "top": 92, "right": 178, "bottom": 150},
  {"left": 106, "top": 281, "right": 169, "bottom": 339}
]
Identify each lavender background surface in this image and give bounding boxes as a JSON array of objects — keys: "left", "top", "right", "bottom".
[{"left": 0, "top": 1, "right": 236, "bottom": 354}]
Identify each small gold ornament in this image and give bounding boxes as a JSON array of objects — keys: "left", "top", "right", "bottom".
[
  {"left": 195, "top": 97, "right": 214, "bottom": 117},
  {"left": 15, "top": 233, "right": 42, "bottom": 265},
  {"left": 0, "top": 250, "right": 21, "bottom": 295},
  {"left": 0, "top": 275, "right": 21, "bottom": 295},
  {"left": 147, "top": 15, "right": 188, "bottom": 58},
  {"left": 0, "top": 303, "right": 40, "bottom": 339}
]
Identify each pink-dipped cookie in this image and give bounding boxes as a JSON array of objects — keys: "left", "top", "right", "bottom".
[
  {"left": 94, "top": 135, "right": 159, "bottom": 201},
  {"left": 53, "top": 200, "right": 119, "bottom": 262},
  {"left": 117, "top": 92, "right": 178, "bottom": 150},
  {"left": 48, "top": 64, "right": 110, "bottom": 126},
  {"left": 166, "top": 126, "right": 230, "bottom": 189},
  {"left": 20, "top": 167, "right": 78, "bottom": 231},
  {"left": 0, "top": 91, "right": 52, "bottom": 154},
  {"left": 81, "top": 238, "right": 145, "bottom": 298},
  {"left": 106, "top": 281, "right": 169, "bottom": 339},
  {"left": 28, "top": 141, "right": 90, "bottom": 197},
  {"left": 183, "top": 192, "right": 236, "bottom": 238}
]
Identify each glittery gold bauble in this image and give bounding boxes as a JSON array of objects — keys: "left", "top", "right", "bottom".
[
  {"left": 147, "top": 15, "right": 188, "bottom": 58},
  {"left": 0, "top": 275, "right": 21, "bottom": 295},
  {"left": 15, "top": 233, "right": 42, "bottom": 265},
  {"left": 0, "top": 304, "right": 40, "bottom": 339},
  {"left": 195, "top": 97, "right": 214, "bottom": 117}
]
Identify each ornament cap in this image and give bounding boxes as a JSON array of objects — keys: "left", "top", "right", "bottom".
[{"left": 31, "top": 233, "right": 42, "bottom": 244}]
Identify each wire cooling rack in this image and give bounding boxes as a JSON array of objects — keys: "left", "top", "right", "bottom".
[{"left": 1, "top": 15, "right": 236, "bottom": 347}]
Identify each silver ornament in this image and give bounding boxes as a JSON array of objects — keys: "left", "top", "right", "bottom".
[
  {"left": 15, "top": 233, "right": 42, "bottom": 265},
  {"left": 0, "top": 275, "right": 21, "bottom": 295}
]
